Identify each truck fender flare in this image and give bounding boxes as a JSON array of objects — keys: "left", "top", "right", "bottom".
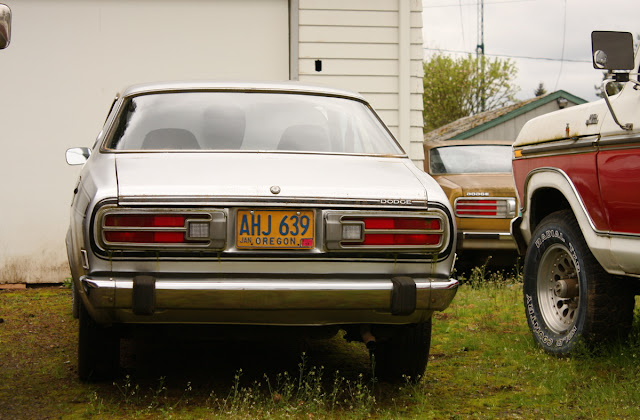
[{"left": 521, "top": 167, "right": 617, "bottom": 272}]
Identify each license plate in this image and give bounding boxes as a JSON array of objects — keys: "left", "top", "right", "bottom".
[{"left": 236, "top": 209, "right": 315, "bottom": 249}]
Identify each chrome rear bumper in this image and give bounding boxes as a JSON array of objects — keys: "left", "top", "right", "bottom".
[
  {"left": 457, "top": 231, "right": 516, "bottom": 250},
  {"left": 80, "top": 275, "right": 459, "bottom": 325}
]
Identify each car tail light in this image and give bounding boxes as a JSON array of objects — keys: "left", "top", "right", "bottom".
[
  {"left": 454, "top": 197, "right": 516, "bottom": 218},
  {"left": 105, "top": 214, "right": 187, "bottom": 228},
  {"left": 102, "top": 213, "right": 210, "bottom": 245},
  {"left": 337, "top": 215, "right": 444, "bottom": 248},
  {"left": 104, "top": 230, "right": 186, "bottom": 244}
]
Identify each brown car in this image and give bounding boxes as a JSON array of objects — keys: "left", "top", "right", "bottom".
[{"left": 424, "top": 139, "right": 517, "bottom": 268}]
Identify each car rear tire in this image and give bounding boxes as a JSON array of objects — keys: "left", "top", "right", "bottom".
[
  {"left": 71, "top": 281, "right": 79, "bottom": 319},
  {"left": 523, "top": 210, "right": 635, "bottom": 355},
  {"left": 373, "top": 320, "right": 432, "bottom": 382},
  {"left": 78, "top": 301, "right": 120, "bottom": 382}
]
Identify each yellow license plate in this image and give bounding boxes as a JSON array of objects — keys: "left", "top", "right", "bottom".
[{"left": 236, "top": 209, "right": 315, "bottom": 249}]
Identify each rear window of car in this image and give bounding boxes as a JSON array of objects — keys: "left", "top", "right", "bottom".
[
  {"left": 104, "top": 91, "right": 404, "bottom": 156},
  {"left": 429, "top": 145, "right": 512, "bottom": 174}
]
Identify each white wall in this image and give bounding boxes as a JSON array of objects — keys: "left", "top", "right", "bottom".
[
  {"left": 295, "top": 0, "right": 425, "bottom": 164},
  {"left": 0, "top": 0, "right": 289, "bottom": 282}
]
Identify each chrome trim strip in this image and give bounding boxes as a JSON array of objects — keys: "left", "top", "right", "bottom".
[
  {"left": 80, "top": 249, "right": 89, "bottom": 270},
  {"left": 517, "top": 136, "right": 598, "bottom": 157},
  {"left": 461, "top": 231, "right": 512, "bottom": 240},
  {"left": 521, "top": 167, "right": 598, "bottom": 232},
  {"left": 118, "top": 195, "right": 429, "bottom": 209},
  {"left": 85, "top": 277, "right": 459, "bottom": 292},
  {"left": 597, "top": 133, "right": 640, "bottom": 148},
  {"left": 107, "top": 149, "right": 407, "bottom": 158}
]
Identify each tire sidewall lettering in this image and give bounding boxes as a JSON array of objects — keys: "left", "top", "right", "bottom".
[
  {"left": 525, "top": 293, "right": 554, "bottom": 347},
  {"left": 534, "top": 229, "right": 565, "bottom": 249},
  {"left": 524, "top": 219, "right": 586, "bottom": 354}
]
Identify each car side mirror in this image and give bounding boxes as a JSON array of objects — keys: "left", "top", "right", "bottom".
[
  {"left": 0, "top": 4, "right": 10, "bottom": 50},
  {"left": 66, "top": 147, "right": 92, "bottom": 165},
  {"left": 591, "top": 31, "right": 635, "bottom": 71}
]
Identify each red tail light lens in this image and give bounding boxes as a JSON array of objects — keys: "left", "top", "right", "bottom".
[
  {"left": 105, "top": 214, "right": 187, "bottom": 228},
  {"left": 104, "top": 231, "right": 185, "bottom": 243},
  {"left": 359, "top": 233, "right": 441, "bottom": 246},
  {"left": 361, "top": 218, "right": 441, "bottom": 230},
  {"left": 454, "top": 197, "right": 517, "bottom": 218},
  {"left": 102, "top": 213, "right": 209, "bottom": 245},
  {"left": 342, "top": 216, "right": 443, "bottom": 247},
  {"left": 456, "top": 200, "right": 498, "bottom": 216}
]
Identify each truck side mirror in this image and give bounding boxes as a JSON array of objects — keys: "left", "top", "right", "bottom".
[
  {"left": 591, "top": 31, "right": 634, "bottom": 71},
  {"left": 0, "top": 4, "right": 10, "bottom": 50}
]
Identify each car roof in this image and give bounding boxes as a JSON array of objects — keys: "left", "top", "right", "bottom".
[
  {"left": 423, "top": 139, "right": 514, "bottom": 150},
  {"left": 119, "top": 81, "right": 367, "bottom": 102}
]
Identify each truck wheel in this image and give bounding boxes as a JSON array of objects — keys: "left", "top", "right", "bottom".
[
  {"left": 373, "top": 320, "right": 431, "bottom": 382},
  {"left": 523, "top": 210, "right": 635, "bottom": 355},
  {"left": 78, "top": 301, "right": 120, "bottom": 381}
]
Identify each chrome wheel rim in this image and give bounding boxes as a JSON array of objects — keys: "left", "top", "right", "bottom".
[{"left": 537, "top": 243, "right": 580, "bottom": 334}]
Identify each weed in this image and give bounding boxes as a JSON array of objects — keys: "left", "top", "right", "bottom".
[
  {"left": 114, "top": 374, "right": 141, "bottom": 406},
  {"left": 204, "top": 352, "right": 377, "bottom": 418},
  {"left": 146, "top": 376, "right": 168, "bottom": 411},
  {"left": 85, "top": 391, "right": 106, "bottom": 416}
]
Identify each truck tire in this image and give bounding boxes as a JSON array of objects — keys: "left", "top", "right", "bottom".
[
  {"left": 373, "top": 320, "right": 431, "bottom": 382},
  {"left": 78, "top": 301, "right": 120, "bottom": 381},
  {"left": 523, "top": 210, "right": 635, "bottom": 355}
]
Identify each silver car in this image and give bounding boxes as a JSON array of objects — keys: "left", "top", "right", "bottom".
[{"left": 65, "top": 81, "right": 458, "bottom": 381}]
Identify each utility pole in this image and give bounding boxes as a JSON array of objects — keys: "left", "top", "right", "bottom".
[{"left": 476, "top": 0, "right": 486, "bottom": 112}]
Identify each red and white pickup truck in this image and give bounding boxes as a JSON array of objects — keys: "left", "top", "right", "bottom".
[{"left": 511, "top": 31, "right": 640, "bottom": 354}]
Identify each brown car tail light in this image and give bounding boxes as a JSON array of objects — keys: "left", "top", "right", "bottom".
[
  {"left": 454, "top": 197, "right": 516, "bottom": 219},
  {"left": 325, "top": 213, "right": 446, "bottom": 250},
  {"left": 99, "top": 211, "right": 222, "bottom": 248}
]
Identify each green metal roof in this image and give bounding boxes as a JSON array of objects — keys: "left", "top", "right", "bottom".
[{"left": 448, "top": 90, "right": 587, "bottom": 140}]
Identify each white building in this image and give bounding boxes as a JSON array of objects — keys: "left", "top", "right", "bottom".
[{"left": 0, "top": 0, "right": 424, "bottom": 283}]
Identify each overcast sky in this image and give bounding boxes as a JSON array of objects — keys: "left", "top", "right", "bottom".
[{"left": 422, "top": 0, "right": 639, "bottom": 102}]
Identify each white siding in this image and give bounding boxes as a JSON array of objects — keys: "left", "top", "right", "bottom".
[
  {"left": 296, "top": 0, "right": 424, "bottom": 164},
  {"left": 0, "top": 0, "right": 289, "bottom": 283}
]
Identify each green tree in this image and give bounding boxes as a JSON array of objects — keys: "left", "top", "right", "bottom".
[
  {"left": 422, "top": 53, "right": 519, "bottom": 132},
  {"left": 534, "top": 82, "right": 547, "bottom": 97}
]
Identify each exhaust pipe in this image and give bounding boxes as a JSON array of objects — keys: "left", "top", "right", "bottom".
[{"left": 360, "top": 324, "right": 376, "bottom": 352}]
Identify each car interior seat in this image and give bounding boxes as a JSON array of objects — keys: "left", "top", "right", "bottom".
[
  {"left": 201, "top": 104, "right": 246, "bottom": 150},
  {"left": 277, "top": 124, "right": 331, "bottom": 152},
  {"left": 142, "top": 128, "right": 200, "bottom": 150}
]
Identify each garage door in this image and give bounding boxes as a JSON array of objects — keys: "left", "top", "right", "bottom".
[{"left": 0, "top": 0, "right": 289, "bottom": 281}]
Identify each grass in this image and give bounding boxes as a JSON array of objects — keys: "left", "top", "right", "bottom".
[{"left": 0, "top": 269, "right": 639, "bottom": 419}]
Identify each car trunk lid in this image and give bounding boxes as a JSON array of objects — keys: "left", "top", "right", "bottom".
[{"left": 114, "top": 153, "right": 427, "bottom": 204}]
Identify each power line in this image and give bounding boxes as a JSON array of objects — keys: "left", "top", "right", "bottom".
[
  {"left": 423, "top": 0, "right": 535, "bottom": 8},
  {"left": 458, "top": 0, "right": 466, "bottom": 45},
  {"left": 423, "top": 47, "right": 591, "bottom": 63},
  {"left": 553, "top": 0, "right": 567, "bottom": 91}
]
